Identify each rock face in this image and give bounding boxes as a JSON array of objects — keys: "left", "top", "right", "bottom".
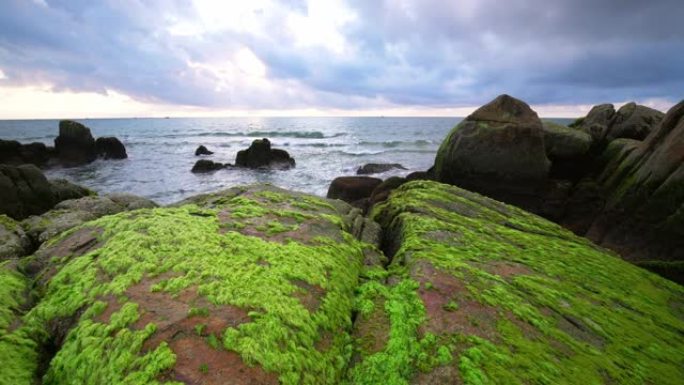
[
  {"left": 327, "top": 176, "right": 383, "bottom": 204},
  {"left": 434, "top": 94, "right": 551, "bottom": 211},
  {"left": 346, "top": 180, "right": 684, "bottom": 384},
  {"left": 0, "top": 165, "right": 92, "bottom": 220},
  {"left": 356, "top": 163, "right": 406, "bottom": 175},
  {"left": 576, "top": 102, "right": 664, "bottom": 147},
  {"left": 0, "top": 215, "right": 31, "bottom": 259},
  {"left": 235, "top": 138, "right": 295, "bottom": 169},
  {"left": 191, "top": 159, "right": 227, "bottom": 173},
  {"left": 95, "top": 137, "right": 127, "bottom": 159},
  {"left": 54, "top": 120, "right": 97, "bottom": 166},
  {"left": 195, "top": 145, "right": 214, "bottom": 156},
  {"left": 581, "top": 100, "right": 684, "bottom": 282}
]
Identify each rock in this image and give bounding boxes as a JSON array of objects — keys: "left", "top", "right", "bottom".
[
  {"left": 235, "top": 138, "right": 295, "bottom": 169},
  {"left": 54, "top": 120, "right": 97, "bottom": 166},
  {"left": 607, "top": 102, "right": 664, "bottom": 142},
  {"left": 0, "top": 140, "right": 52, "bottom": 166},
  {"left": 49, "top": 178, "right": 93, "bottom": 202},
  {"left": 356, "top": 163, "right": 407, "bottom": 175},
  {"left": 542, "top": 121, "right": 593, "bottom": 180},
  {"left": 369, "top": 176, "right": 407, "bottom": 205},
  {"left": 191, "top": 159, "right": 226, "bottom": 173},
  {"left": 347, "top": 179, "right": 684, "bottom": 384},
  {"left": 435, "top": 94, "right": 550, "bottom": 183},
  {"left": 577, "top": 103, "right": 615, "bottom": 145},
  {"left": 21, "top": 194, "right": 157, "bottom": 246},
  {"left": 327, "top": 176, "right": 383, "bottom": 204},
  {"left": 195, "top": 145, "right": 214, "bottom": 156},
  {"left": 433, "top": 94, "right": 551, "bottom": 212},
  {"left": 0, "top": 164, "right": 56, "bottom": 219},
  {"left": 583, "top": 100, "right": 684, "bottom": 280},
  {"left": 0, "top": 215, "right": 31, "bottom": 259},
  {"left": 3, "top": 185, "right": 368, "bottom": 384},
  {"left": 95, "top": 137, "right": 127, "bottom": 159}
]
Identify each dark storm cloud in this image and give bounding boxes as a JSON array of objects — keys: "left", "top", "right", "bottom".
[{"left": 0, "top": 0, "right": 681, "bottom": 110}]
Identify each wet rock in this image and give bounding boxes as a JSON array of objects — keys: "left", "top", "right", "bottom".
[
  {"left": 54, "top": 120, "right": 97, "bottom": 167},
  {"left": 327, "top": 176, "right": 383, "bottom": 204},
  {"left": 0, "top": 164, "right": 56, "bottom": 220},
  {"left": 369, "top": 176, "right": 407, "bottom": 205},
  {"left": 195, "top": 145, "right": 214, "bottom": 156},
  {"left": 95, "top": 137, "right": 127, "bottom": 159},
  {"left": 235, "top": 138, "right": 295, "bottom": 169},
  {"left": 356, "top": 163, "right": 406, "bottom": 175},
  {"left": 191, "top": 159, "right": 227, "bottom": 173}
]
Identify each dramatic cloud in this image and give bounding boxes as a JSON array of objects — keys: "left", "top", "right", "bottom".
[{"left": 0, "top": 0, "right": 682, "bottom": 116}]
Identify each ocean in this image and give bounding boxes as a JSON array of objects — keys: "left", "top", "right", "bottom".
[{"left": 0, "top": 117, "right": 573, "bottom": 204}]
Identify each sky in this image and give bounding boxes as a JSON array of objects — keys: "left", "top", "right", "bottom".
[{"left": 0, "top": 0, "right": 682, "bottom": 119}]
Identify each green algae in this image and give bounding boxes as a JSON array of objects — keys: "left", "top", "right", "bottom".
[
  {"left": 0, "top": 214, "right": 19, "bottom": 232},
  {"left": 0, "top": 187, "right": 368, "bottom": 385},
  {"left": 364, "top": 180, "right": 684, "bottom": 384}
]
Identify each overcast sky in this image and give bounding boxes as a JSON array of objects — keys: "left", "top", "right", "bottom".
[{"left": 0, "top": 0, "right": 682, "bottom": 118}]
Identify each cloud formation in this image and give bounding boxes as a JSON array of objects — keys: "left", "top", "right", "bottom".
[{"left": 0, "top": 0, "right": 682, "bottom": 114}]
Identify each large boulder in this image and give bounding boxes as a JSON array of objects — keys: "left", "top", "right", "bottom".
[
  {"left": 577, "top": 103, "right": 616, "bottom": 145},
  {"left": 0, "top": 140, "right": 52, "bottom": 167},
  {"left": 54, "top": 120, "right": 97, "bottom": 166},
  {"left": 583, "top": 100, "right": 684, "bottom": 281},
  {"left": 327, "top": 176, "right": 383, "bottom": 204},
  {"left": 434, "top": 94, "right": 551, "bottom": 212},
  {"left": 607, "top": 102, "right": 664, "bottom": 142},
  {"left": 356, "top": 163, "right": 406, "bottom": 175},
  {"left": 346, "top": 180, "right": 684, "bottom": 384},
  {"left": 542, "top": 121, "right": 593, "bottom": 180},
  {"left": 235, "top": 138, "right": 295, "bottom": 169},
  {"left": 95, "top": 137, "right": 127, "bottom": 159}
]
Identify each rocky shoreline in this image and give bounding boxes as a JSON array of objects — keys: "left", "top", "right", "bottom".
[{"left": 0, "top": 95, "right": 682, "bottom": 384}]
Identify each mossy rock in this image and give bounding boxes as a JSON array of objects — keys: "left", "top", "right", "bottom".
[
  {"left": 1, "top": 184, "right": 369, "bottom": 385},
  {"left": 541, "top": 120, "right": 592, "bottom": 160},
  {"left": 346, "top": 180, "right": 684, "bottom": 384}
]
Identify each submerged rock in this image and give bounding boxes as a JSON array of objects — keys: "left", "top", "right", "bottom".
[
  {"left": 194, "top": 145, "right": 214, "bottom": 156},
  {"left": 191, "top": 159, "right": 227, "bottom": 173},
  {"left": 347, "top": 180, "right": 684, "bottom": 384},
  {"left": 356, "top": 163, "right": 406, "bottom": 175},
  {"left": 54, "top": 120, "right": 97, "bottom": 166},
  {"left": 235, "top": 138, "right": 295, "bottom": 169},
  {"left": 95, "top": 137, "right": 128, "bottom": 159}
]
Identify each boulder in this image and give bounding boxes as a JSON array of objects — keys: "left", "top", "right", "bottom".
[
  {"left": 577, "top": 103, "right": 615, "bottom": 145},
  {"left": 191, "top": 159, "right": 227, "bottom": 173},
  {"left": 542, "top": 121, "right": 593, "bottom": 180},
  {"left": 369, "top": 176, "right": 407, "bottom": 205},
  {"left": 349, "top": 180, "right": 684, "bottom": 384},
  {"left": 356, "top": 163, "right": 407, "bottom": 175},
  {"left": 327, "top": 176, "right": 383, "bottom": 204},
  {"left": 54, "top": 120, "right": 97, "bottom": 166},
  {"left": 433, "top": 94, "right": 551, "bottom": 212},
  {"left": 49, "top": 178, "right": 93, "bottom": 202},
  {"left": 607, "top": 102, "right": 664, "bottom": 142},
  {"left": 0, "top": 164, "right": 56, "bottom": 219},
  {"left": 0, "top": 140, "right": 52, "bottom": 166},
  {"left": 195, "top": 145, "right": 214, "bottom": 156},
  {"left": 235, "top": 138, "right": 295, "bottom": 169},
  {"left": 0, "top": 215, "right": 31, "bottom": 259},
  {"left": 95, "top": 137, "right": 127, "bottom": 159}
]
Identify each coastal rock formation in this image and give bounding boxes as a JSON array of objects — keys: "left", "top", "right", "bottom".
[
  {"left": 0, "top": 165, "right": 92, "bottom": 220},
  {"left": 195, "top": 145, "right": 214, "bottom": 156},
  {"left": 95, "top": 136, "right": 128, "bottom": 159},
  {"left": 0, "top": 181, "right": 682, "bottom": 384},
  {"left": 54, "top": 120, "right": 98, "bottom": 166},
  {"left": 573, "top": 102, "right": 664, "bottom": 146},
  {"left": 434, "top": 94, "right": 551, "bottom": 212},
  {"left": 327, "top": 176, "right": 383, "bottom": 205},
  {"left": 542, "top": 121, "right": 593, "bottom": 180},
  {"left": 235, "top": 138, "right": 295, "bottom": 169},
  {"left": 191, "top": 159, "right": 228, "bottom": 173},
  {"left": 356, "top": 163, "right": 406, "bottom": 175},
  {"left": 0, "top": 140, "right": 53, "bottom": 167},
  {"left": 346, "top": 180, "right": 684, "bottom": 384},
  {"left": 0, "top": 215, "right": 31, "bottom": 260}
]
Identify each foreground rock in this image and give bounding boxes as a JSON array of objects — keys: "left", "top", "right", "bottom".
[
  {"left": 434, "top": 94, "right": 551, "bottom": 211},
  {"left": 235, "top": 138, "right": 295, "bottom": 169},
  {"left": 347, "top": 180, "right": 684, "bottom": 384},
  {"left": 356, "top": 163, "right": 406, "bottom": 175},
  {"left": 195, "top": 145, "right": 214, "bottom": 156},
  {"left": 1, "top": 184, "right": 371, "bottom": 385},
  {"left": 0, "top": 164, "right": 92, "bottom": 220},
  {"left": 95, "top": 137, "right": 127, "bottom": 159}
]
